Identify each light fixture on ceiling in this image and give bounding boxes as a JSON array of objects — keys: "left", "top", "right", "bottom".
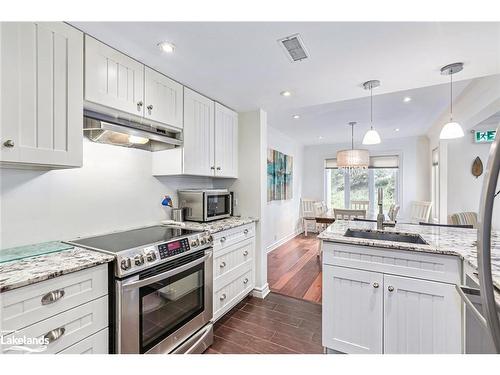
[
  {"left": 403, "top": 97, "right": 412, "bottom": 103},
  {"left": 362, "top": 80, "right": 382, "bottom": 145},
  {"left": 395, "top": 128, "right": 400, "bottom": 132},
  {"left": 292, "top": 114, "right": 300, "bottom": 119},
  {"left": 158, "top": 41, "right": 175, "bottom": 53},
  {"left": 439, "top": 62, "right": 465, "bottom": 140},
  {"left": 336, "top": 122, "right": 369, "bottom": 173},
  {"left": 280, "top": 90, "right": 292, "bottom": 97}
]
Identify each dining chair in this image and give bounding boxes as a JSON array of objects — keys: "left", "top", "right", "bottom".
[
  {"left": 333, "top": 208, "right": 367, "bottom": 220},
  {"left": 449, "top": 212, "right": 478, "bottom": 228},
  {"left": 313, "top": 201, "right": 328, "bottom": 266},
  {"left": 301, "top": 198, "right": 317, "bottom": 236},
  {"left": 409, "top": 201, "right": 433, "bottom": 223},
  {"left": 388, "top": 204, "right": 400, "bottom": 221},
  {"left": 351, "top": 200, "right": 370, "bottom": 212}
]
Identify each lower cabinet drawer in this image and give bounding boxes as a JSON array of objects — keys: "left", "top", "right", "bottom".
[
  {"left": 57, "top": 328, "right": 109, "bottom": 354},
  {"left": 1, "top": 264, "right": 108, "bottom": 331},
  {"left": 213, "top": 223, "right": 255, "bottom": 252},
  {"left": 1, "top": 296, "right": 108, "bottom": 354},
  {"left": 213, "top": 269, "right": 253, "bottom": 321},
  {"left": 214, "top": 238, "right": 254, "bottom": 279}
]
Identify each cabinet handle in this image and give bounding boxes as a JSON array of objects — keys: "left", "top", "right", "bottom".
[
  {"left": 41, "top": 289, "right": 65, "bottom": 305},
  {"left": 243, "top": 250, "right": 249, "bottom": 256},
  {"left": 3, "top": 140, "right": 15, "bottom": 148},
  {"left": 220, "top": 237, "right": 226, "bottom": 243},
  {"left": 220, "top": 293, "right": 227, "bottom": 301},
  {"left": 216, "top": 167, "right": 221, "bottom": 170},
  {"left": 211, "top": 166, "right": 215, "bottom": 170},
  {"left": 388, "top": 286, "right": 395, "bottom": 292},
  {"left": 372, "top": 282, "right": 379, "bottom": 289},
  {"left": 44, "top": 327, "right": 66, "bottom": 344},
  {"left": 147, "top": 104, "right": 153, "bottom": 114},
  {"left": 243, "top": 278, "right": 249, "bottom": 284},
  {"left": 244, "top": 229, "right": 249, "bottom": 235},
  {"left": 137, "top": 101, "right": 143, "bottom": 111},
  {"left": 219, "top": 261, "right": 226, "bottom": 268}
]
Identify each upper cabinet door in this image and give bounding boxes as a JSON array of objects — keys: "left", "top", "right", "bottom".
[
  {"left": 183, "top": 88, "right": 214, "bottom": 176},
  {"left": 383, "top": 275, "right": 462, "bottom": 354},
  {"left": 1, "top": 22, "right": 83, "bottom": 168},
  {"left": 214, "top": 103, "right": 238, "bottom": 178},
  {"left": 84, "top": 35, "right": 144, "bottom": 117},
  {"left": 323, "top": 265, "right": 383, "bottom": 354},
  {"left": 144, "top": 67, "right": 183, "bottom": 129}
]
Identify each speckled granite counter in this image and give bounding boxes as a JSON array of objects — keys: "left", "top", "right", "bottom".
[
  {"left": 0, "top": 247, "right": 114, "bottom": 293},
  {"left": 163, "top": 216, "right": 258, "bottom": 234},
  {"left": 318, "top": 220, "right": 500, "bottom": 293}
]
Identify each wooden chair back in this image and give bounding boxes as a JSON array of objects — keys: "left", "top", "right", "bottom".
[
  {"left": 449, "top": 212, "right": 478, "bottom": 228},
  {"left": 333, "top": 208, "right": 367, "bottom": 220},
  {"left": 410, "top": 201, "right": 432, "bottom": 223},
  {"left": 300, "top": 198, "right": 316, "bottom": 218},
  {"left": 351, "top": 200, "right": 370, "bottom": 211}
]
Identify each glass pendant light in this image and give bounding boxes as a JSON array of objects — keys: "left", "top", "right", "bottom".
[
  {"left": 440, "top": 62, "right": 465, "bottom": 140},
  {"left": 337, "top": 122, "right": 370, "bottom": 174},
  {"left": 362, "top": 80, "right": 382, "bottom": 145}
]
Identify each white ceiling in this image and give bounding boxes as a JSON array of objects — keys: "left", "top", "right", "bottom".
[{"left": 71, "top": 22, "right": 500, "bottom": 144}]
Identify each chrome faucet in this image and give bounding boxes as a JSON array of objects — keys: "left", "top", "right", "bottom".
[{"left": 377, "top": 188, "right": 385, "bottom": 230}]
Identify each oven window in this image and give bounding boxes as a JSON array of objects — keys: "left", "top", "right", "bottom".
[
  {"left": 139, "top": 263, "right": 204, "bottom": 353},
  {"left": 206, "top": 194, "right": 230, "bottom": 218}
]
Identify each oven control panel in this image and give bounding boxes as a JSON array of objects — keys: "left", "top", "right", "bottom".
[{"left": 158, "top": 238, "right": 190, "bottom": 259}]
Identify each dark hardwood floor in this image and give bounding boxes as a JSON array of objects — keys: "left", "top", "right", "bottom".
[
  {"left": 267, "top": 234, "right": 322, "bottom": 303},
  {"left": 205, "top": 293, "right": 323, "bottom": 354}
]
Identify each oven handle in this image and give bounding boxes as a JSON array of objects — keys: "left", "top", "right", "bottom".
[{"left": 121, "top": 251, "right": 212, "bottom": 290}]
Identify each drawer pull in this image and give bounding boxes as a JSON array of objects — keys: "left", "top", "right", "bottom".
[
  {"left": 243, "top": 250, "right": 249, "bottom": 256},
  {"left": 243, "top": 278, "right": 249, "bottom": 284},
  {"left": 44, "top": 327, "right": 66, "bottom": 344},
  {"left": 41, "top": 289, "right": 65, "bottom": 305},
  {"left": 220, "top": 293, "right": 227, "bottom": 301},
  {"left": 373, "top": 282, "right": 379, "bottom": 288},
  {"left": 220, "top": 237, "right": 226, "bottom": 243},
  {"left": 388, "top": 286, "right": 395, "bottom": 292},
  {"left": 219, "top": 261, "right": 226, "bottom": 268},
  {"left": 244, "top": 229, "right": 249, "bottom": 234}
]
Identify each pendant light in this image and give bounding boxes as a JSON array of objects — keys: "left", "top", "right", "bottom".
[
  {"left": 362, "top": 80, "right": 382, "bottom": 145},
  {"left": 440, "top": 62, "right": 465, "bottom": 140},
  {"left": 337, "top": 122, "right": 370, "bottom": 173}
]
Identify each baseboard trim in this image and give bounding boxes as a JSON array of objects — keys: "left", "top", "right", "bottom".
[
  {"left": 266, "top": 229, "right": 303, "bottom": 253},
  {"left": 252, "top": 283, "right": 270, "bottom": 299}
]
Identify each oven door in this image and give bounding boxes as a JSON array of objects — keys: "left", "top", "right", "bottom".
[
  {"left": 116, "top": 250, "right": 213, "bottom": 354},
  {"left": 204, "top": 192, "right": 232, "bottom": 221}
]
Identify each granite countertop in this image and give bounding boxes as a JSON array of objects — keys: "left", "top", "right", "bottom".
[
  {"left": 318, "top": 220, "right": 500, "bottom": 293},
  {"left": 162, "top": 216, "right": 258, "bottom": 234},
  {"left": 0, "top": 247, "right": 114, "bottom": 293}
]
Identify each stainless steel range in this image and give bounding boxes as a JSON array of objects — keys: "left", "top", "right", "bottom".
[{"left": 67, "top": 225, "right": 214, "bottom": 354}]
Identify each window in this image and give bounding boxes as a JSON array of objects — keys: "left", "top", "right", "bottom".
[{"left": 325, "top": 155, "right": 400, "bottom": 214}]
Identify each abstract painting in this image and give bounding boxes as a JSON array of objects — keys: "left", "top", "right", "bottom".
[{"left": 267, "top": 149, "right": 293, "bottom": 201}]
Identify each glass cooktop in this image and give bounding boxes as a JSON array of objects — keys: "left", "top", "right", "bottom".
[{"left": 67, "top": 225, "right": 200, "bottom": 254}]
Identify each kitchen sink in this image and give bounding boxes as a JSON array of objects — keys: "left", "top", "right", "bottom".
[{"left": 343, "top": 229, "right": 428, "bottom": 245}]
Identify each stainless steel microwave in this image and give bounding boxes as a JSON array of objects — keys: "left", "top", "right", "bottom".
[{"left": 178, "top": 189, "right": 232, "bottom": 222}]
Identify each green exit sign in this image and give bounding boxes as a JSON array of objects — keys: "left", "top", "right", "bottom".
[{"left": 475, "top": 130, "right": 496, "bottom": 143}]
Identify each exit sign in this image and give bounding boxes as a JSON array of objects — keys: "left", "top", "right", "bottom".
[{"left": 474, "top": 130, "right": 496, "bottom": 143}]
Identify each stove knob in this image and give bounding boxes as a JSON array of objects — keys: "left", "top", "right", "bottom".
[
  {"left": 120, "top": 258, "right": 132, "bottom": 270},
  {"left": 207, "top": 235, "right": 213, "bottom": 243},
  {"left": 146, "top": 251, "right": 157, "bottom": 262},
  {"left": 200, "top": 237, "right": 207, "bottom": 245},
  {"left": 191, "top": 239, "right": 199, "bottom": 247},
  {"left": 134, "top": 254, "right": 145, "bottom": 266}
]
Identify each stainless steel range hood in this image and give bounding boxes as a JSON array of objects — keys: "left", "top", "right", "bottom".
[{"left": 83, "top": 110, "right": 183, "bottom": 151}]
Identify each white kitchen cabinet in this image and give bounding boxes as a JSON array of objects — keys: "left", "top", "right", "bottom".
[
  {"left": 383, "top": 274, "right": 462, "bottom": 354},
  {"left": 214, "top": 103, "right": 238, "bottom": 177},
  {"left": 1, "top": 22, "right": 83, "bottom": 168},
  {"left": 144, "top": 67, "right": 183, "bottom": 129},
  {"left": 84, "top": 35, "right": 144, "bottom": 117},
  {"left": 323, "top": 265, "right": 383, "bottom": 354},
  {"left": 322, "top": 241, "right": 463, "bottom": 354},
  {"left": 182, "top": 87, "right": 215, "bottom": 176}
]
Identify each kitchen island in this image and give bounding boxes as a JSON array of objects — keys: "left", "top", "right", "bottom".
[{"left": 318, "top": 220, "right": 500, "bottom": 354}]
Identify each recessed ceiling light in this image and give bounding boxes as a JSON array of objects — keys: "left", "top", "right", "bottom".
[
  {"left": 280, "top": 91, "right": 292, "bottom": 97},
  {"left": 158, "top": 41, "right": 175, "bottom": 53},
  {"left": 318, "top": 136, "right": 323, "bottom": 140},
  {"left": 395, "top": 128, "right": 400, "bottom": 132},
  {"left": 292, "top": 114, "right": 300, "bottom": 119},
  {"left": 403, "top": 97, "right": 412, "bottom": 103}
]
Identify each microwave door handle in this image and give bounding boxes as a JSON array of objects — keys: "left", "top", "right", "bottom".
[
  {"left": 122, "top": 251, "right": 212, "bottom": 290},
  {"left": 478, "top": 123, "right": 500, "bottom": 353}
]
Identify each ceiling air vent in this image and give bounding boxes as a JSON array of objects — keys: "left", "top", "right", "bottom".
[{"left": 278, "top": 33, "right": 309, "bottom": 62}]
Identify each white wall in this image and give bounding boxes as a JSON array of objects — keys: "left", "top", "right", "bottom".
[
  {"left": 302, "top": 136, "right": 430, "bottom": 220},
  {"left": 0, "top": 139, "right": 215, "bottom": 249},
  {"left": 265, "top": 126, "right": 304, "bottom": 253}
]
